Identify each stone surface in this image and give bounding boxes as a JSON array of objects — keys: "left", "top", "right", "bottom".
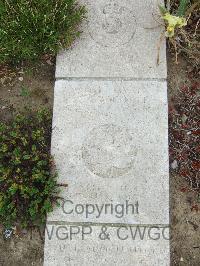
[
  {"left": 47, "top": 79, "right": 169, "bottom": 224},
  {"left": 45, "top": 1, "right": 169, "bottom": 264},
  {"left": 56, "top": 0, "right": 167, "bottom": 79},
  {"left": 44, "top": 224, "right": 170, "bottom": 266}
]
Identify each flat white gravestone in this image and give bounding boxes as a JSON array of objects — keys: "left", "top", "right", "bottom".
[
  {"left": 44, "top": 0, "right": 169, "bottom": 265},
  {"left": 47, "top": 79, "right": 169, "bottom": 225},
  {"left": 44, "top": 225, "right": 169, "bottom": 266},
  {"left": 56, "top": 0, "right": 167, "bottom": 79}
]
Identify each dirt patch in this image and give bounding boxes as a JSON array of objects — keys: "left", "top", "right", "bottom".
[
  {"left": 168, "top": 55, "right": 200, "bottom": 265},
  {"left": 0, "top": 62, "right": 55, "bottom": 266},
  {"left": 171, "top": 174, "right": 200, "bottom": 266},
  {"left": 0, "top": 62, "right": 55, "bottom": 121},
  {"left": 0, "top": 225, "right": 44, "bottom": 266}
]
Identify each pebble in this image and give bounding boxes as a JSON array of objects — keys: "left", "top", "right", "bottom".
[
  {"left": 18, "top": 77, "right": 23, "bottom": 81},
  {"left": 182, "top": 114, "right": 188, "bottom": 124},
  {"left": 46, "top": 59, "right": 53, "bottom": 65},
  {"left": 1, "top": 77, "right": 6, "bottom": 84},
  {"left": 171, "top": 160, "right": 178, "bottom": 170},
  {"left": 3, "top": 228, "right": 13, "bottom": 239},
  {"left": 22, "top": 229, "right": 28, "bottom": 234}
]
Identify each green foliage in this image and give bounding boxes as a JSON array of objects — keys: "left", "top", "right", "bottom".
[
  {"left": 159, "top": 4, "right": 168, "bottom": 15},
  {"left": 20, "top": 86, "right": 30, "bottom": 97},
  {"left": 0, "top": 0, "right": 86, "bottom": 64},
  {"left": 176, "top": 0, "right": 189, "bottom": 16},
  {"left": 0, "top": 110, "right": 58, "bottom": 227}
]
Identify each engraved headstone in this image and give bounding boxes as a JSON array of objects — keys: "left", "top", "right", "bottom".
[
  {"left": 47, "top": 80, "right": 169, "bottom": 224},
  {"left": 87, "top": 2, "right": 137, "bottom": 48},
  {"left": 56, "top": 0, "right": 167, "bottom": 78},
  {"left": 44, "top": 0, "right": 169, "bottom": 265},
  {"left": 44, "top": 225, "right": 169, "bottom": 266}
]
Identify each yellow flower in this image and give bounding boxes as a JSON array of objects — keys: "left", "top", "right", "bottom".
[
  {"left": 166, "top": 26, "right": 175, "bottom": 37},
  {"left": 162, "top": 13, "right": 187, "bottom": 37}
]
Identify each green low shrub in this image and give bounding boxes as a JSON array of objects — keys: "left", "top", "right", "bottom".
[
  {"left": 0, "top": 0, "right": 86, "bottom": 64},
  {"left": 0, "top": 110, "right": 58, "bottom": 227}
]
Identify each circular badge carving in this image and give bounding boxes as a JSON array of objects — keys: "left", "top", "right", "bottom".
[
  {"left": 87, "top": 2, "right": 137, "bottom": 47},
  {"left": 82, "top": 124, "right": 136, "bottom": 178}
]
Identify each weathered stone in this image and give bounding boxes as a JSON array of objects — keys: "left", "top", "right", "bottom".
[
  {"left": 44, "top": 224, "right": 170, "bottom": 266},
  {"left": 44, "top": 1, "right": 169, "bottom": 264},
  {"left": 47, "top": 79, "right": 169, "bottom": 224},
  {"left": 56, "top": 0, "right": 167, "bottom": 79}
]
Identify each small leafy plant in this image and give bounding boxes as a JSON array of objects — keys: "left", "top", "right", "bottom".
[
  {"left": 159, "top": 0, "right": 189, "bottom": 37},
  {"left": 159, "top": 0, "right": 200, "bottom": 69},
  {"left": 0, "top": 0, "right": 86, "bottom": 64},
  {"left": 0, "top": 110, "right": 58, "bottom": 227}
]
